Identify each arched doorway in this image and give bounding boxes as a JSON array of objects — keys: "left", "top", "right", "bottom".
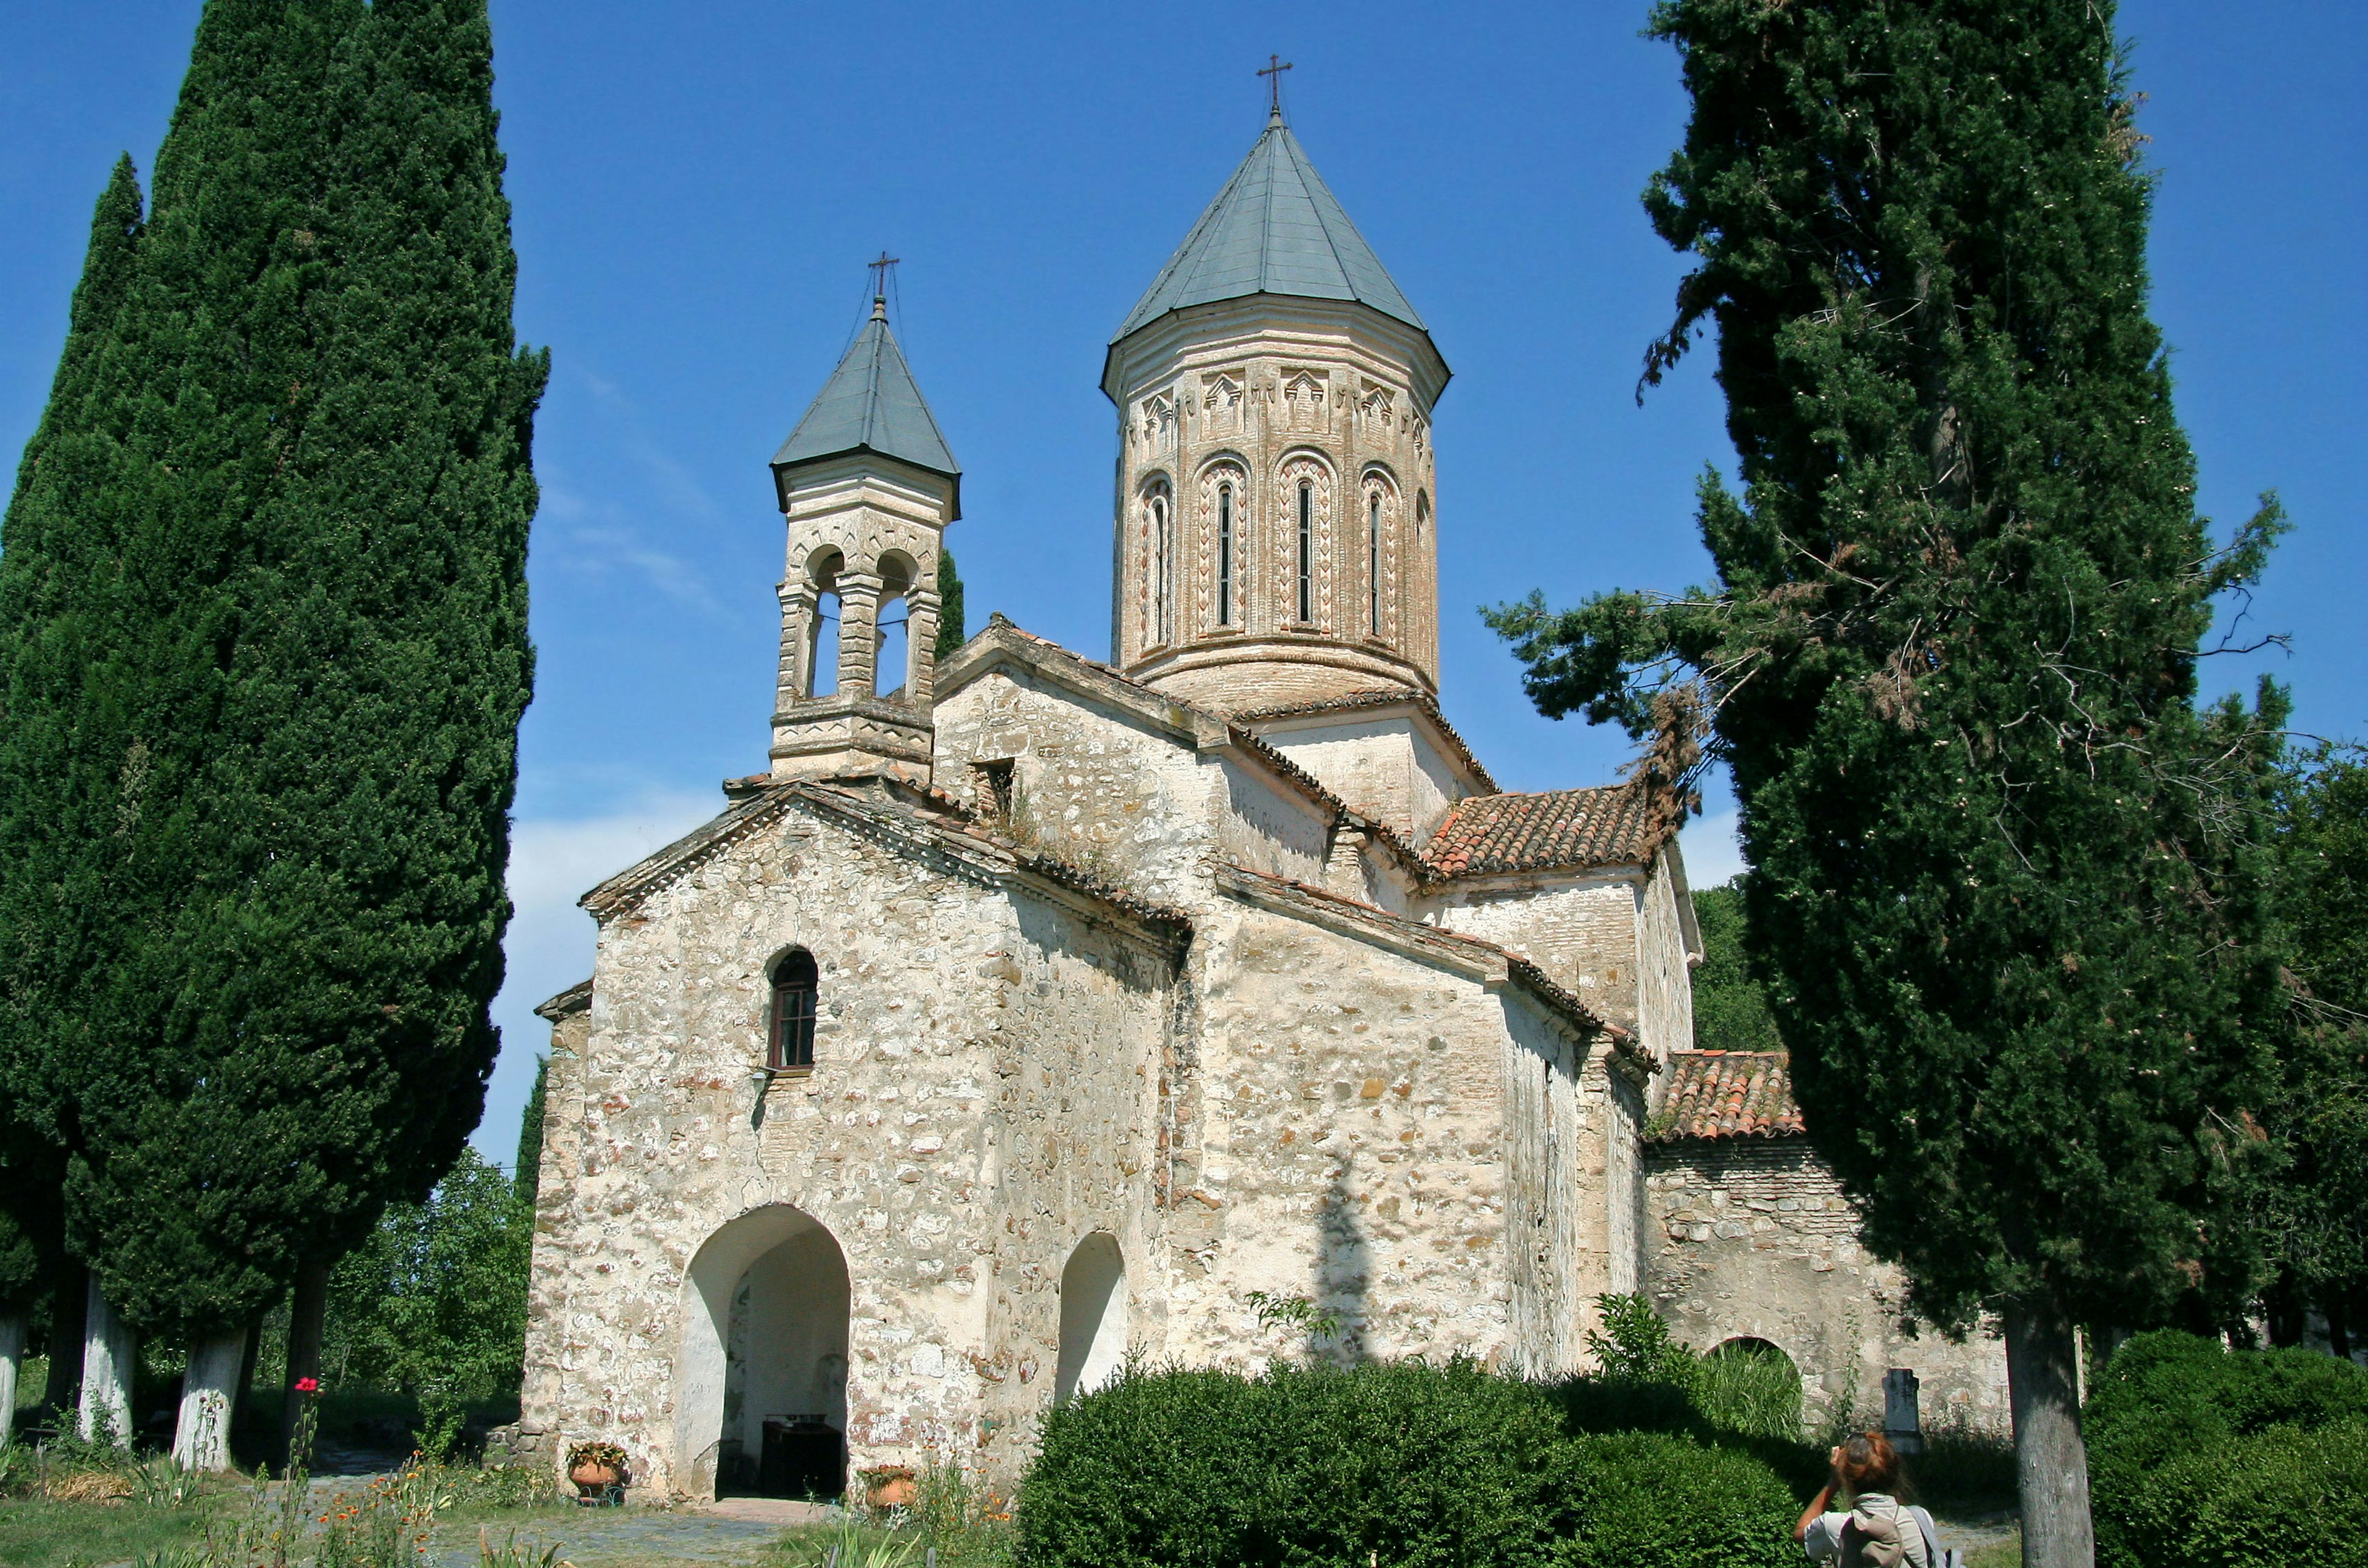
[
  {"left": 678, "top": 1205, "right": 850, "bottom": 1500},
  {"left": 1055, "top": 1232, "right": 1127, "bottom": 1404}
]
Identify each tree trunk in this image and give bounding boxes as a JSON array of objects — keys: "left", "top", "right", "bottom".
[
  {"left": 43, "top": 1257, "right": 85, "bottom": 1412},
  {"left": 2006, "top": 1294, "right": 2095, "bottom": 1568},
  {"left": 232, "top": 1319, "right": 261, "bottom": 1457},
  {"left": 78, "top": 1275, "right": 135, "bottom": 1446},
  {"left": 172, "top": 1329, "right": 245, "bottom": 1469},
  {"left": 0, "top": 1313, "right": 23, "bottom": 1445},
  {"left": 282, "top": 1258, "right": 329, "bottom": 1466},
  {"left": 2327, "top": 1288, "right": 2353, "bottom": 1363}
]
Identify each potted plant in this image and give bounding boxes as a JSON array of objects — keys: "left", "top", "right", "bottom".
[
  {"left": 860, "top": 1463, "right": 918, "bottom": 1509},
  {"left": 567, "top": 1440, "right": 630, "bottom": 1502}
]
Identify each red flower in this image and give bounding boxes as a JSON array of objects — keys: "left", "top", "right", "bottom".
[{"left": 296, "top": 1377, "right": 319, "bottom": 1394}]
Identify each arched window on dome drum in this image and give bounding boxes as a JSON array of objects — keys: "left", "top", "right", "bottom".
[
  {"left": 1368, "top": 491, "right": 1382, "bottom": 635},
  {"left": 1149, "top": 491, "right": 1172, "bottom": 646},
  {"left": 1217, "top": 483, "right": 1235, "bottom": 626},
  {"left": 768, "top": 949, "right": 818, "bottom": 1072},
  {"left": 1296, "top": 482, "right": 1314, "bottom": 623}
]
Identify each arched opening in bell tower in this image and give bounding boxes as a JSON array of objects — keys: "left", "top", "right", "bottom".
[
  {"left": 805, "top": 549, "right": 843, "bottom": 698},
  {"left": 873, "top": 553, "right": 916, "bottom": 700}
]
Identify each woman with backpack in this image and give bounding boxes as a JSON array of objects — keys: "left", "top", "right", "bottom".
[{"left": 1795, "top": 1432, "right": 1962, "bottom": 1567}]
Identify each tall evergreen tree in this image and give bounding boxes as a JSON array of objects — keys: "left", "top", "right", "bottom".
[
  {"left": 0, "top": 147, "right": 157, "bottom": 1449},
  {"left": 935, "top": 546, "right": 966, "bottom": 660},
  {"left": 2261, "top": 749, "right": 2368, "bottom": 1352},
  {"left": 514, "top": 1057, "right": 548, "bottom": 1205},
  {"left": 0, "top": 0, "right": 538, "bottom": 1467},
  {"left": 1488, "top": 4, "right": 2284, "bottom": 1561}
]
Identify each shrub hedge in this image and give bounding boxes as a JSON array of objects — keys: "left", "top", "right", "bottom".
[
  {"left": 1016, "top": 1360, "right": 1796, "bottom": 1568},
  {"left": 2087, "top": 1331, "right": 2368, "bottom": 1568}
]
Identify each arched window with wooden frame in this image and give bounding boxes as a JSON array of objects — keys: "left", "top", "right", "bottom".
[{"left": 768, "top": 948, "right": 819, "bottom": 1072}]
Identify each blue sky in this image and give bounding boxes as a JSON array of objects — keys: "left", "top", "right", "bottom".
[{"left": 5, "top": 1, "right": 2361, "bottom": 1170}]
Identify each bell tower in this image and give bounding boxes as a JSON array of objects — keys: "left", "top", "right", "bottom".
[
  {"left": 768, "top": 271, "right": 960, "bottom": 784},
  {"left": 1101, "top": 106, "right": 1449, "bottom": 715}
]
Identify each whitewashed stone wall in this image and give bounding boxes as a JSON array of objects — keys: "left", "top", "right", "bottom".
[
  {"left": 1426, "top": 874, "right": 1644, "bottom": 1026},
  {"left": 1170, "top": 899, "right": 1604, "bottom": 1376},
  {"left": 516, "top": 792, "right": 1182, "bottom": 1497},
  {"left": 1643, "top": 1139, "right": 2011, "bottom": 1432}
]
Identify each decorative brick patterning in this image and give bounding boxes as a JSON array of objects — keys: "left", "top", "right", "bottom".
[
  {"left": 1653, "top": 1050, "right": 1806, "bottom": 1140},
  {"left": 1423, "top": 782, "right": 1656, "bottom": 877}
]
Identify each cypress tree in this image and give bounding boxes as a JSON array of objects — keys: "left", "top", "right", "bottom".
[
  {"left": 0, "top": 0, "right": 538, "bottom": 1467},
  {"left": 0, "top": 154, "right": 152, "bottom": 1459},
  {"left": 1488, "top": 4, "right": 2285, "bottom": 1560},
  {"left": 514, "top": 1057, "right": 548, "bottom": 1205},
  {"left": 935, "top": 546, "right": 966, "bottom": 660}
]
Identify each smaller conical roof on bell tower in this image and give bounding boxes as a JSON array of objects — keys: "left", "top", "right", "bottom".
[
  {"left": 774, "top": 297, "right": 961, "bottom": 515},
  {"left": 1112, "top": 109, "right": 1429, "bottom": 346}
]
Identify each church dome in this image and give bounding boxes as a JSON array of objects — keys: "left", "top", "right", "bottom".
[
  {"left": 1101, "top": 110, "right": 1448, "bottom": 715},
  {"left": 1111, "top": 110, "right": 1434, "bottom": 356}
]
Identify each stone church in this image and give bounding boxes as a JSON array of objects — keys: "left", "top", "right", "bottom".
[{"left": 516, "top": 108, "right": 2007, "bottom": 1501}]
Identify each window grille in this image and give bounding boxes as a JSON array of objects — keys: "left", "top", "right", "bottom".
[{"left": 768, "top": 950, "right": 818, "bottom": 1072}]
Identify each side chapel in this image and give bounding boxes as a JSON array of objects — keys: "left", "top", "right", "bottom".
[{"left": 516, "top": 105, "right": 2008, "bottom": 1501}]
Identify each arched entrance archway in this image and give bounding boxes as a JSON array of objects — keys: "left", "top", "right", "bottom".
[
  {"left": 678, "top": 1205, "right": 850, "bottom": 1500},
  {"left": 1055, "top": 1231, "right": 1127, "bottom": 1404}
]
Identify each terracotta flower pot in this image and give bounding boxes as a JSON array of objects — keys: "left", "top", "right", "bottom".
[
  {"left": 865, "top": 1467, "right": 917, "bottom": 1509},
  {"left": 570, "top": 1461, "right": 622, "bottom": 1493}
]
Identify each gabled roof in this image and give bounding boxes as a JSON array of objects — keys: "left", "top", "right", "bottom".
[
  {"left": 1233, "top": 687, "right": 1499, "bottom": 796},
  {"left": 773, "top": 303, "right": 961, "bottom": 495},
  {"left": 1650, "top": 1051, "right": 1805, "bottom": 1141},
  {"left": 1424, "top": 783, "right": 1659, "bottom": 879},
  {"left": 577, "top": 773, "right": 1190, "bottom": 950},
  {"left": 1113, "top": 113, "right": 1428, "bottom": 344}
]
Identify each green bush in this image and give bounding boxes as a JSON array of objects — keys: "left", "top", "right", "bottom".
[
  {"left": 1565, "top": 1432, "right": 1798, "bottom": 1568},
  {"left": 1016, "top": 1359, "right": 1796, "bottom": 1568},
  {"left": 2097, "top": 1418, "right": 2368, "bottom": 1568},
  {"left": 2087, "top": 1332, "right": 2368, "bottom": 1568},
  {"left": 2086, "top": 1329, "right": 2368, "bottom": 1471}
]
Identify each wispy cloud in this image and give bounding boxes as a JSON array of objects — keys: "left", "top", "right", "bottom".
[{"left": 528, "top": 367, "right": 731, "bottom": 617}]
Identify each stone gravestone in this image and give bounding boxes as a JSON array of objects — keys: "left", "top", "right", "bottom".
[{"left": 1883, "top": 1367, "right": 1923, "bottom": 1455}]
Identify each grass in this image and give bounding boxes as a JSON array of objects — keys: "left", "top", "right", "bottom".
[
  {"left": 1693, "top": 1340, "right": 1807, "bottom": 1442},
  {"left": 1965, "top": 1532, "right": 2023, "bottom": 1568},
  {"left": 0, "top": 1492, "right": 213, "bottom": 1568}
]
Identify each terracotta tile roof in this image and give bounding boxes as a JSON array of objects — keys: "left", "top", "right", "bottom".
[
  {"left": 1423, "top": 782, "right": 1657, "bottom": 877},
  {"left": 1652, "top": 1051, "right": 1805, "bottom": 1141}
]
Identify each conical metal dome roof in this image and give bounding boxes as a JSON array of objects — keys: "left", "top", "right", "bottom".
[
  {"left": 774, "top": 301, "right": 961, "bottom": 509},
  {"left": 1112, "top": 112, "right": 1428, "bottom": 344}
]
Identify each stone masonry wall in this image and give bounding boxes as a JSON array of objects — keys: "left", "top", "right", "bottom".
[
  {"left": 1643, "top": 1138, "right": 2010, "bottom": 1433},
  {"left": 1633, "top": 848, "right": 1698, "bottom": 1073},
  {"left": 1166, "top": 900, "right": 1603, "bottom": 1377},
  {"left": 517, "top": 794, "right": 1177, "bottom": 1498},
  {"left": 1424, "top": 875, "right": 1642, "bottom": 1031},
  {"left": 932, "top": 667, "right": 1330, "bottom": 913}
]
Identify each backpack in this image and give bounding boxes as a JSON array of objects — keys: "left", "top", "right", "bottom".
[
  {"left": 1840, "top": 1499, "right": 1962, "bottom": 1568},
  {"left": 1907, "top": 1505, "right": 1967, "bottom": 1568}
]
